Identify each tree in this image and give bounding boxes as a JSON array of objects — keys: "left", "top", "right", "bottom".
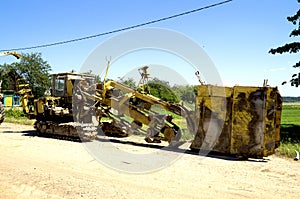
[
  {"left": 82, "top": 70, "right": 101, "bottom": 83},
  {"left": 269, "top": 0, "right": 300, "bottom": 87},
  {"left": 0, "top": 63, "right": 20, "bottom": 91},
  {"left": 118, "top": 77, "right": 136, "bottom": 89},
  {"left": 173, "top": 85, "right": 197, "bottom": 104},
  {"left": 0, "top": 52, "right": 52, "bottom": 98},
  {"left": 117, "top": 77, "right": 179, "bottom": 102},
  {"left": 147, "top": 78, "right": 179, "bottom": 103}
]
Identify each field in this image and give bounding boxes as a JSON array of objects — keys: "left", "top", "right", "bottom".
[{"left": 278, "top": 102, "right": 300, "bottom": 157}]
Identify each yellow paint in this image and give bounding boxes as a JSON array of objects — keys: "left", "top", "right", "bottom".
[{"left": 5, "top": 96, "right": 13, "bottom": 107}]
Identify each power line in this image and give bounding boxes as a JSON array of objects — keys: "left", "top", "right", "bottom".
[{"left": 0, "top": 0, "right": 233, "bottom": 52}]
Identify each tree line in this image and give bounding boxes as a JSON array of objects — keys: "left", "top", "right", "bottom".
[{"left": 118, "top": 77, "right": 197, "bottom": 104}]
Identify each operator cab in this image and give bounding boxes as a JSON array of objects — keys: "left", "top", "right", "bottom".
[{"left": 51, "top": 72, "right": 96, "bottom": 97}]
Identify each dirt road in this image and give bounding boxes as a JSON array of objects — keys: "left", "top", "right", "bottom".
[{"left": 0, "top": 122, "right": 299, "bottom": 199}]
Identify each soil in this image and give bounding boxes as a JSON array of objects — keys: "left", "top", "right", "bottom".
[{"left": 0, "top": 122, "right": 299, "bottom": 199}]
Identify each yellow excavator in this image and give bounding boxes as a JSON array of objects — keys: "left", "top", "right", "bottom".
[
  {"left": 0, "top": 51, "right": 282, "bottom": 158},
  {"left": 17, "top": 63, "right": 191, "bottom": 142},
  {"left": 16, "top": 61, "right": 282, "bottom": 158}
]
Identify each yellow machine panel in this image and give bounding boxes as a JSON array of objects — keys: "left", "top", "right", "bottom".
[{"left": 191, "top": 85, "right": 282, "bottom": 158}]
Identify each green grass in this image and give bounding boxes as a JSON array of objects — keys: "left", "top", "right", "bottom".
[
  {"left": 281, "top": 103, "right": 300, "bottom": 124},
  {"left": 278, "top": 103, "right": 300, "bottom": 158},
  {"left": 3, "top": 107, "right": 35, "bottom": 125},
  {"left": 4, "top": 116, "right": 35, "bottom": 125}
]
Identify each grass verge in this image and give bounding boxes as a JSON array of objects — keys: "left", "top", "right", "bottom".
[
  {"left": 277, "top": 103, "right": 300, "bottom": 158},
  {"left": 3, "top": 107, "right": 35, "bottom": 125}
]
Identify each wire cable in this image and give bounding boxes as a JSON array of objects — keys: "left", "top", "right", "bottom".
[{"left": 0, "top": 0, "right": 233, "bottom": 52}]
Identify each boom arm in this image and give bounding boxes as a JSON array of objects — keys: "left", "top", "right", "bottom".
[
  {"left": 78, "top": 79, "right": 196, "bottom": 143},
  {"left": 0, "top": 51, "right": 22, "bottom": 59}
]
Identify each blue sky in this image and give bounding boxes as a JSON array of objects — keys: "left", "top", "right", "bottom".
[{"left": 0, "top": 0, "right": 300, "bottom": 96}]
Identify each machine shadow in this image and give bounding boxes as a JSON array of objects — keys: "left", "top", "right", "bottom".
[
  {"left": 1, "top": 129, "right": 37, "bottom": 136},
  {"left": 95, "top": 136, "right": 268, "bottom": 162},
  {"left": 1, "top": 129, "right": 83, "bottom": 142},
  {"left": 0, "top": 129, "right": 269, "bottom": 162}
]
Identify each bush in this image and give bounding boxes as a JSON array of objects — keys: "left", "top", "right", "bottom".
[{"left": 5, "top": 108, "right": 27, "bottom": 118}]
